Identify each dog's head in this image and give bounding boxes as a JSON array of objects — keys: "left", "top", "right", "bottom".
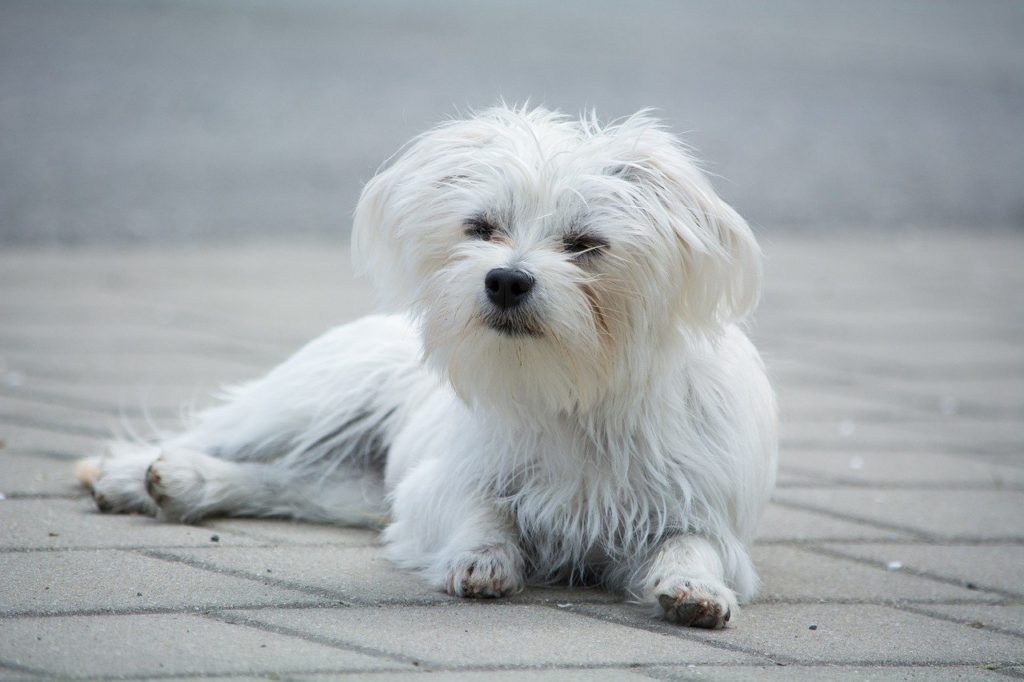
[{"left": 353, "top": 106, "right": 761, "bottom": 414}]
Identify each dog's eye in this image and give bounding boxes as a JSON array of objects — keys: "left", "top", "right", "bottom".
[
  {"left": 563, "top": 232, "right": 608, "bottom": 259},
  {"left": 464, "top": 216, "right": 496, "bottom": 241}
]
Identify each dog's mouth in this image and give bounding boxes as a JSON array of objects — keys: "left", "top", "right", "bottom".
[{"left": 484, "top": 314, "right": 543, "bottom": 338}]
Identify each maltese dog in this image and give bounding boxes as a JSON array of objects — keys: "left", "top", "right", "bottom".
[{"left": 78, "top": 105, "right": 776, "bottom": 629}]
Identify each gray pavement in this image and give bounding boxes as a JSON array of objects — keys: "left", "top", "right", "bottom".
[
  {"left": 1, "top": 230, "right": 1023, "bottom": 679},
  {"left": 2, "top": 0, "right": 1024, "bottom": 244}
]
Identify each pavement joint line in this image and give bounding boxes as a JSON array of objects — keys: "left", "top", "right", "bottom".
[
  {"left": 0, "top": 340, "right": 276, "bottom": 366},
  {"left": 0, "top": 412, "right": 112, "bottom": 438},
  {"left": 206, "top": 609, "right": 433, "bottom": 669},
  {"left": 0, "top": 447, "right": 83, "bottom": 461},
  {"left": 944, "top": 451, "right": 1024, "bottom": 469},
  {"left": 0, "top": 384, "right": 183, "bottom": 420},
  {"left": 800, "top": 544, "right": 1024, "bottom": 600},
  {"left": 767, "top": 497, "right": 932, "bottom": 540},
  {"left": 0, "top": 601, "right": 329, "bottom": 620},
  {"left": 0, "top": 492, "right": 81, "bottom": 500},
  {"left": 781, "top": 438, "right": 1024, "bottom": 457},
  {"left": 0, "top": 657, "right": 49, "bottom": 678},
  {"left": 756, "top": 537, "right": 1024, "bottom": 547},
  {"left": 0, "top": 540, "right": 378, "bottom": 554},
  {"left": 748, "top": 596, "right": 1016, "bottom": 606},
  {"left": 769, "top": 356, "right": 1024, "bottom": 419},
  {"left": 994, "top": 667, "right": 1024, "bottom": 680},
  {"left": 773, "top": 474, "right": 1024, "bottom": 492},
  {"left": 29, "top": 666, "right": 416, "bottom": 681},
  {"left": 135, "top": 548, "right": 360, "bottom": 604},
  {"left": 558, "top": 602, "right": 790, "bottom": 666},
  {"left": 899, "top": 604, "right": 1024, "bottom": 642}
]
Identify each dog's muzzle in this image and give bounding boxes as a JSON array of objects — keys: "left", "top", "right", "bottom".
[{"left": 483, "top": 268, "right": 541, "bottom": 337}]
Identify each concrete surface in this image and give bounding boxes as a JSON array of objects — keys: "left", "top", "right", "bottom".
[
  {"left": 2, "top": 0, "right": 1024, "bottom": 244},
  {"left": 1, "top": 230, "right": 1022, "bottom": 679}
]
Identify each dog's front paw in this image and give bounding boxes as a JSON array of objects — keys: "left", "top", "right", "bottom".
[
  {"left": 653, "top": 576, "right": 738, "bottom": 629},
  {"left": 445, "top": 543, "right": 525, "bottom": 599}
]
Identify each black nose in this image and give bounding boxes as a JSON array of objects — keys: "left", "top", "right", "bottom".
[{"left": 485, "top": 268, "right": 534, "bottom": 310}]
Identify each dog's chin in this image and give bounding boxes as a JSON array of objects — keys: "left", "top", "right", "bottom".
[{"left": 485, "top": 315, "right": 543, "bottom": 338}]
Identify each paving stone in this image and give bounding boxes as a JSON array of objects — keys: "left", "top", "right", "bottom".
[
  {"left": 0, "top": 498, "right": 259, "bottom": 549},
  {"left": 234, "top": 604, "right": 763, "bottom": 667},
  {"left": 0, "top": 451, "right": 80, "bottom": 496},
  {"left": 820, "top": 543, "right": 1024, "bottom": 596},
  {"left": 915, "top": 604, "right": 1024, "bottom": 637},
  {"left": 647, "top": 664, "right": 1013, "bottom": 681},
  {"left": 0, "top": 549, "right": 321, "bottom": 615},
  {"left": 755, "top": 503, "right": 910, "bottom": 542},
  {"left": 205, "top": 517, "right": 378, "bottom": 546},
  {"left": 772, "top": 489, "right": 1024, "bottom": 539},
  {"left": 776, "top": 449, "right": 1024, "bottom": 487},
  {"left": 678, "top": 604, "right": 1024, "bottom": 665},
  {"left": 0, "top": 613, "right": 404, "bottom": 677},
  {"left": 751, "top": 546, "right": 1000, "bottom": 603}
]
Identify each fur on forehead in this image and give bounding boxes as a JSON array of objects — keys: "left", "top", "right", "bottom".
[{"left": 352, "top": 104, "right": 762, "bottom": 331}]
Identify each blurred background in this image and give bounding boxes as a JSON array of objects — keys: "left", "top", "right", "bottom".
[{"left": 1, "top": 0, "right": 1022, "bottom": 245}]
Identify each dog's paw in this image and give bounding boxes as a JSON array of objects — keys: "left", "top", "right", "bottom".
[
  {"left": 80, "top": 445, "right": 160, "bottom": 515},
  {"left": 445, "top": 543, "right": 526, "bottom": 599},
  {"left": 653, "top": 576, "right": 738, "bottom": 629},
  {"left": 145, "top": 449, "right": 219, "bottom": 523}
]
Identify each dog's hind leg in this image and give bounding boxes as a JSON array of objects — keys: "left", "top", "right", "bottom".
[{"left": 142, "top": 447, "right": 386, "bottom": 525}]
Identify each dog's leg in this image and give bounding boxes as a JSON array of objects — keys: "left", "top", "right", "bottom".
[
  {"left": 383, "top": 457, "right": 525, "bottom": 598},
  {"left": 142, "top": 447, "right": 385, "bottom": 525},
  {"left": 634, "top": 535, "right": 740, "bottom": 629}
]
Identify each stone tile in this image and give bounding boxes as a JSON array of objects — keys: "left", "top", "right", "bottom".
[
  {"left": 0, "top": 498, "right": 259, "bottom": 549},
  {"left": 752, "top": 546, "right": 999, "bottom": 603},
  {"left": 647, "top": 664, "right": 1012, "bottom": 681},
  {"left": 0, "top": 549, "right": 321, "bottom": 615},
  {"left": 236, "top": 604, "right": 762, "bottom": 667},
  {"left": 820, "top": 543, "right": 1024, "bottom": 596},
  {"left": 681, "top": 604, "right": 1024, "bottom": 665},
  {"left": 0, "top": 613, "right": 402, "bottom": 677},
  {"left": 0, "top": 451, "right": 80, "bottom": 497},
  {"left": 915, "top": 604, "right": 1024, "bottom": 637},
  {"left": 777, "top": 449, "right": 1024, "bottom": 486},
  {"left": 205, "top": 517, "right": 377, "bottom": 547},
  {"left": 755, "top": 503, "right": 910, "bottom": 542},
  {"left": 773, "top": 489, "right": 1024, "bottom": 539}
]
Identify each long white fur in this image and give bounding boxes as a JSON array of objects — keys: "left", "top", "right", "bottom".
[{"left": 80, "top": 105, "right": 777, "bottom": 628}]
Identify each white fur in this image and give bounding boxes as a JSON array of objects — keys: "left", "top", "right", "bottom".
[{"left": 80, "top": 105, "right": 777, "bottom": 628}]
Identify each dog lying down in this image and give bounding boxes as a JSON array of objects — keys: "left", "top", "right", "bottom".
[{"left": 78, "top": 105, "right": 777, "bottom": 629}]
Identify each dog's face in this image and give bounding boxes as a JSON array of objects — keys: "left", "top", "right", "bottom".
[{"left": 353, "top": 106, "right": 761, "bottom": 414}]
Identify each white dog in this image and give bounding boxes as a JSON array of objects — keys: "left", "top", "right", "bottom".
[{"left": 78, "top": 105, "right": 776, "bottom": 629}]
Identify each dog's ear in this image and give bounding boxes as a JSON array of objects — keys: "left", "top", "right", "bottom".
[
  {"left": 352, "top": 120, "right": 490, "bottom": 311},
  {"left": 605, "top": 116, "right": 763, "bottom": 329}
]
